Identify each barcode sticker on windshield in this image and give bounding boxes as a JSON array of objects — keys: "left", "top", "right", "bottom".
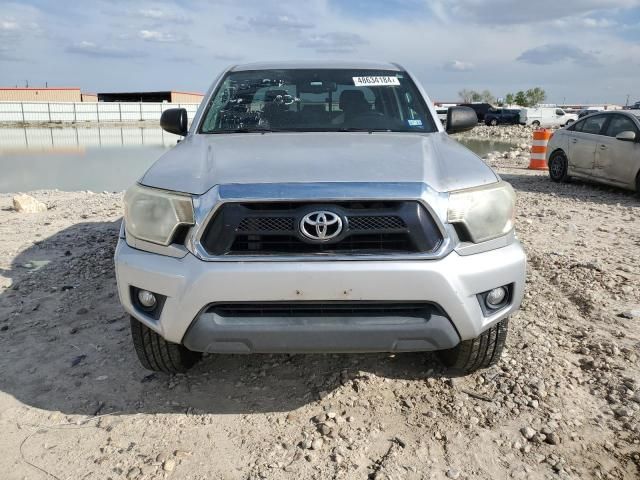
[{"left": 353, "top": 76, "right": 400, "bottom": 87}]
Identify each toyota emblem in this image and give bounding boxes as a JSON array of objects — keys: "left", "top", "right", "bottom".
[{"left": 299, "top": 211, "right": 343, "bottom": 241}]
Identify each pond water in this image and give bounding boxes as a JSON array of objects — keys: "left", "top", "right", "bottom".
[
  {"left": 457, "top": 138, "right": 515, "bottom": 157},
  {"left": 0, "top": 126, "right": 180, "bottom": 193},
  {"left": 0, "top": 126, "right": 513, "bottom": 193}
]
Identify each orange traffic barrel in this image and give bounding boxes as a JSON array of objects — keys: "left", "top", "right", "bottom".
[{"left": 528, "top": 129, "right": 553, "bottom": 170}]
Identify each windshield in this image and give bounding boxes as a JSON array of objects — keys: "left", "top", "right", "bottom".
[{"left": 199, "top": 69, "right": 436, "bottom": 133}]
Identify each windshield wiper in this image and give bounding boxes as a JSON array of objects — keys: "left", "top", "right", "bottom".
[
  {"left": 205, "top": 127, "right": 400, "bottom": 134},
  {"left": 336, "top": 128, "right": 392, "bottom": 133},
  {"left": 207, "top": 127, "right": 280, "bottom": 134}
]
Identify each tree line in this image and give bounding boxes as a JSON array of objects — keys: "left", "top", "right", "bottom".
[{"left": 458, "top": 88, "right": 547, "bottom": 107}]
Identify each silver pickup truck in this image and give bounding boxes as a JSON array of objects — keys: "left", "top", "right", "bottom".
[{"left": 115, "top": 61, "right": 526, "bottom": 374}]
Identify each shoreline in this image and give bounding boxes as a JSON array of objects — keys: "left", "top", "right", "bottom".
[{"left": 0, "top": 120, "right": 166, "bottom": 128}]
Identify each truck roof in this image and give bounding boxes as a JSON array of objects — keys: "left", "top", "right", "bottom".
[{"left": 230, "top": 60, "right": 403, "bottom": 72}]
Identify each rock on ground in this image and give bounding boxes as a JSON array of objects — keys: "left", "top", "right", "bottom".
[{"left": 12, "top": 193, "right": 47, "bottom": 213}]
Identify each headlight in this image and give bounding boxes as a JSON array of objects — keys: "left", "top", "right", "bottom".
[
  {"left": 124, "top": 184, "right": 194, "bottom": 245},
  {"left": 447, "top": 181, "right": 516, "bottom": 243}
]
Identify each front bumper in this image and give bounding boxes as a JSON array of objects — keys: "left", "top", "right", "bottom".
[{"left": 115, "top": 240, "right": 526, "bottom": 353}]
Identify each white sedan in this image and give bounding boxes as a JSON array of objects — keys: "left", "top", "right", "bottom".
[{"left": 546, "top": 110, "right": 640, "bottom": 193}]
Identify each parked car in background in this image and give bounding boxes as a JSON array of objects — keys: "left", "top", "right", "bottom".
[
  {"left": 115, "top": 61, "right": 526, "bottom": 374},
  {"left": 578, "top": 107, "right": 604, "bottom": 118},
  {"left": 521, "top": 107, "right": 577, "bottom": 127},
  {"left": 547, "top": 110, "right": 640, "bottom": 194},
  {"left": 484, "top": 108, "right": 522, "bottom": 126},
  {"left": 458, "top": 103, "right": 494, "bottom": 122}
]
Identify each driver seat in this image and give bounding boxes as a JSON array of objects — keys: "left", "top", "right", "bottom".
[{"left": 339, "top": 90, "right": 370, "bottom": 121}]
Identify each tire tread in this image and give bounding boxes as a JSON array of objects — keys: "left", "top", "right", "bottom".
[
  {"left": 130, "top": 317, "right": 200, "bottom": 373},
  {"left": 438, "top": 318, "right": 509, "bottom": 373}
]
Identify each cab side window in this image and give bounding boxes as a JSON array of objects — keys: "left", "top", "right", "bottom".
[
  {"left": 580, "top": 115, "right": 607, "bottom": 135},
  {"left": 605, "top": 115, "right": 638, "bottom": 137},
  {"left": 569, "top": 119, "right": 584, "bottom": 132}
]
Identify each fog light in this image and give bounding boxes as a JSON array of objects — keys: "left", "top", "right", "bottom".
[
  {"left": 137, "top": 290, "right": 157, "bottom": 309},
  {"left": 486, "top": 287, "right": 507, "bottom": 307}
]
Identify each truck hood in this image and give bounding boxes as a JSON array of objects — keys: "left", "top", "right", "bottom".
[{"left": 140, "top": 132, "right": 498, "bottom": 195}]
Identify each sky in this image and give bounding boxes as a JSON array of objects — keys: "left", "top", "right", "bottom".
[{"left": 1, "top": 0, "right": 640, "bottom": 104}]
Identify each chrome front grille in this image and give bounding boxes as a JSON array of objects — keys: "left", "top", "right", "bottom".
[{"left": 199, "top": 201, "right": 443, "bottom": 256}]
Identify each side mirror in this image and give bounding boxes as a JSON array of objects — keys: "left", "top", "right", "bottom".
[
  {"left": 160, "top": 108, "right": 188, "bottom": 136},
  {"left": 446, "top": 106, "right": 478, "bottom": 134},
  {"left": 615, "top": 130, "right": 636, "bottom": 142}
]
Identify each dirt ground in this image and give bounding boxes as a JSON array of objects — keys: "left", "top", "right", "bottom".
[{"left": 0, "top": 146, "right": 639, "bottom": 479}]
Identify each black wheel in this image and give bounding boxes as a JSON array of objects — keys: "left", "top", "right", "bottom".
[
  {"left": 438, "top": 318, "right": 509, "bottom": 373},
  {"left": 130, "top": 317, "right": 201, "bottom": 373},
  {"left": 490, "top": 118, "right": 498, "bottom": 126},
  {"left": 531, "top": 120, "right": 540, "bottom": 127},
  {"left": 549, "top": 150, "right": 570, "bottom": 182},
  {"left": 636, "top": 172, "right": 640, "bottom": 198}
]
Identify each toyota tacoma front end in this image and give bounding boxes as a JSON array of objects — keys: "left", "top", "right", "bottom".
[{"left": 115, "top": 61, "right": 526, "bottom": 374}]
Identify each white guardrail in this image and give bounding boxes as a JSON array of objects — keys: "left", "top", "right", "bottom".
[{"left": 0, "top": 102, "right": 201, "bottom": 123}]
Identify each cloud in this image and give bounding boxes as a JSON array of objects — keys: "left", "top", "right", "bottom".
[
  {"left": 517, "top": 44, "right": 599, "bottom": 66},
  {"left": 228, "top": 14, "right": 314, "bottom": 32},
  {"left": 136, "top": 8, "right": 191, "bottom": 24},
  {"left": 553, "top": 16, "right": 618, "bottom": 28},
  {"left": 298, "top": 32, "right": 367, "bottom": 53},
  {"left": 66, "top": 41, "right": 146, "bottom": 59},
  {"left": 0, "top": 20, "right": 19, "bottom": 31},
  {"left": 444, "top": 60, "right": 474, "bottom": 71},
  {"left": 329, "top": 0, "right": 428, "bottom": 18},
  {"left": 430, "top": 0, "right": 640, "bottom": 24},
  {"left": 138, "top": 30, "right": 181, "bottom": 43},
  {"left": 0, "top": 17, "right": 39, "bottom": 39},
  {"left": 138, "top": 8, "right": 168, "bottom": 19},
  {"left": 580, "top": 17, "right": 617, "bottom": 27}
]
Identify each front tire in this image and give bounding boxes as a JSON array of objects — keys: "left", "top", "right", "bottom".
[
  {"left": 531, "top": 120, "right": 540, "bottom": 127},
  {"left": 438, "top": 318, "right": 509, "bottom": 373},
  {"left": 490, "top": 118, "right": 498, "bottom": 126},
  {"left": 549, "top": 150, "right": 570, "bottom": 182},
  {"left": 130, "top": 317, "right": 201, "bottom": 373}
]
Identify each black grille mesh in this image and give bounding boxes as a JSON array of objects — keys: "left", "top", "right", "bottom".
[
  {"left": 236, "top": 215, "right": 405, "bottom": 233},
  {"left": 237, "top": 217, "right": 294, "bottom": 232},
  {"left": 231, "top": 233, "right": 413, "bottom": 253},
  {"left": 348, "top": 216, "right": 405, "bottom": 230}
]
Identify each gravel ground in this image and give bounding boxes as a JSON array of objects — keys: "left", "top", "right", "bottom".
[
  {"left": 456, "top": 124, "right": 538, "bottom": 145},
  {"left": 0, "top": 133, "right": 639, "bottom": 479}
]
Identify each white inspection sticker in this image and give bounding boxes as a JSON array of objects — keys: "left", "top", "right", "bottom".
[{"left": 353, "top": 76, "right": 400, "bottom": 87}]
